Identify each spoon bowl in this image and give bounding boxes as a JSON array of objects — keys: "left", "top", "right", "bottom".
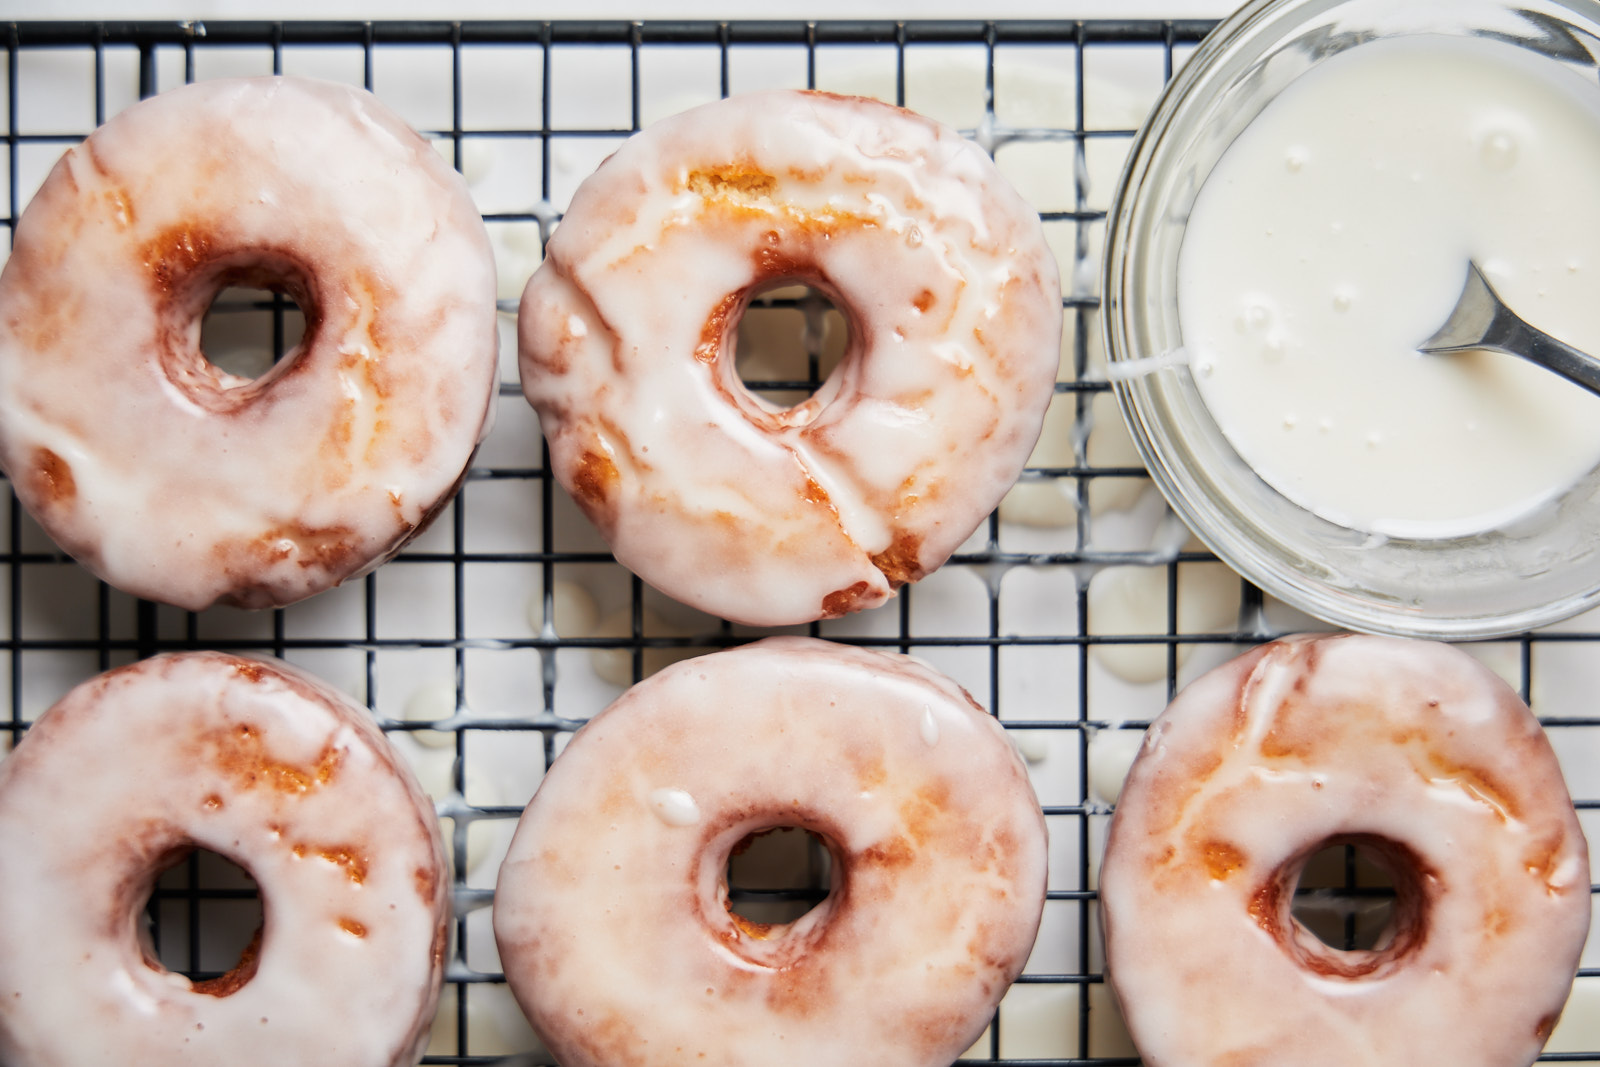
[{"left": 1419, "top": 261, "right": 1600, "bottom": 396}]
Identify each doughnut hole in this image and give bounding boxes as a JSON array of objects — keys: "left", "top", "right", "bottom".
[
  {"left": 143, "top": 846, "right": 266, "bottom": 995},
  {"left": 724, "top": 825, "right": 834, "bottom": 929},
  {"left": 733, "top": 284, "right": 849, "bottom": 411},
  {"left": 1279, "top": 835, "right": 1420, "bottom": 976},
  {"left": 199, "top": 284, "right": 308, "bottom": 381}
]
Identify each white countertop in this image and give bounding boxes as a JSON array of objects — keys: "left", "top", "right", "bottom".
[{"left": 0, "top": 1, "right": 1239, "bottom": 22}]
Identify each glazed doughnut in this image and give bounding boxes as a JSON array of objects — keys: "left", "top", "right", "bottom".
[
  {"left": 0, "top": 76, "right": 497, "bottom": 610},
  {"left": 493, "top": 636, "right": 1048, "bottom": 1066},
  {"left": 0, "top": 652, "right": 448, "bottom": 1067},
  {"left": 519, "top": 90, "right": 1061, "bottom": 627},
  {"left": 1100, "top": 634, "right": 1590, "bottom": 1067}
]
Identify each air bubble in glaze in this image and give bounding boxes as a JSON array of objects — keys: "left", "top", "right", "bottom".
[
  {"left": 649, "top": 787, "right": 701, "bottom": 827},
  {"left": 1479, "top": 127, "right": 1520, "bottom": 172}
]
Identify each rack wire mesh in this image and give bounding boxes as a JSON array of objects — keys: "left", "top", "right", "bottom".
[{"left": 3, "top": 15, "right": 1600, "bottom": 1067}]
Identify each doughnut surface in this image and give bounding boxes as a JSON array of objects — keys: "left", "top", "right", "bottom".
[
  {"left": 493, "top": 636, "right": 1048, "bottom": 1067},
  {"left": 0, "top": 652, "right": 449, "bottom": 1067},
  {"left": 1100, "top": 634, "right": 1590, "bottom": 1067},
  {"left": 519, "top": 90, "right": 1061, "bottom": 627},
  {"left": 0, "top": 76, "right": 498, "bottom": 610}
]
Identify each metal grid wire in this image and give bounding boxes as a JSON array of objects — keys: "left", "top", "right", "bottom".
[{"left": 3, "top": 16, "right": 1600, "bottom": 1067}]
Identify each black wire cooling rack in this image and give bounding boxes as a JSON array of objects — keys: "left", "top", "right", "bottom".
[{"left": 4, "top": 15, "right": 1600, "bottom": 1067}]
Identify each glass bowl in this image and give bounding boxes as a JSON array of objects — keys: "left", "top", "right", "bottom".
[{"left": 1103, "top": 0, "right": 1600, "bottom": 639}]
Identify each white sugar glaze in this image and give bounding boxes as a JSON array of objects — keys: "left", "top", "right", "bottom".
[
  {"left": 519, "top": 90, "right": 1062, "bottom": 626},
  {"left": 1101, "top": 634, "right": 1590, "bottom": 1067},
  {"left": 493, "top": 636, "right": 1048, "bottom": 1067},
  {"left": 0, "top": 76, "right": 498, "bottom": 610},
  {"left": 1180, "top": 35, "right": 1600, "bottom": 538},
  {"left": 0, "top": 652, "right": 449, "bottom": 1067}
]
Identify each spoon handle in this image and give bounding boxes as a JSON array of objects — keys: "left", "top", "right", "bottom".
[{"left": 1478, "top": 303, "right": 1600, "bottom": 396}]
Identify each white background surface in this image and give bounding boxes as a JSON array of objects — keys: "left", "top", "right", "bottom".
[{"left": 1, "top": 1, "right": 1239, "bottom": 21}]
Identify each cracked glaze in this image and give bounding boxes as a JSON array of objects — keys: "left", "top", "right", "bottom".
[
  {"left": 1100, "top": 634, "right": 1590, "bottom": 1067},
  {"left": 519, "top": 90, "right": 1062, "bottom": 626},
  {"left": 493, "top": 636, "right": 1048, "bottom": 1067},
  {"left": 0, "top": 77, "right": 498, "bottom": 610},
  {"left": 0, "top": 652, "right": 449, "bottom": 1067}
]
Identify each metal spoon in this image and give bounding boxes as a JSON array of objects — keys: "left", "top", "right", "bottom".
[{"left": 1418, "top": 261, "right": 1600, "bottom": 396}]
